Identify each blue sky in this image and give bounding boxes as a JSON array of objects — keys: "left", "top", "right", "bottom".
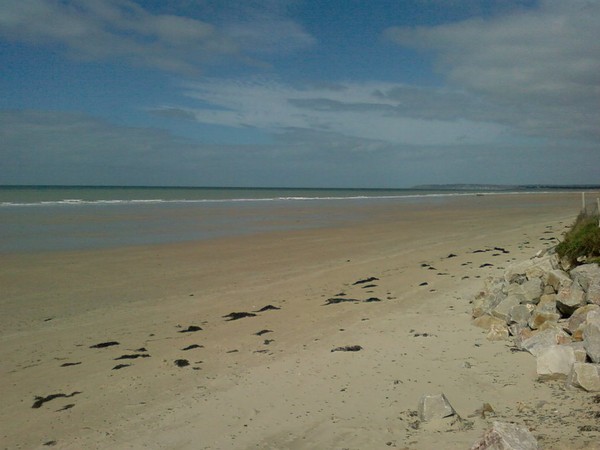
[{"left": 1, "top": 0, "right": 598, "bottom": 187}]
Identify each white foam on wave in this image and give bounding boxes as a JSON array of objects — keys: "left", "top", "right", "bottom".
[{"left": 0, "top": 190, "right": 559, "bottom": 208}]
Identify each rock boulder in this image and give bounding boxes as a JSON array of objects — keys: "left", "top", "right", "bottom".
[
  {"left": 417, "top": 393, "right": 456, "bottom": 422},
  {"left": 567, "top": 304, "right": 600, "bottom": 335},
  {"left": 491, "top": 296, "right": 521, "bottom": 322},
  {"left": 470, "top": 421, "right": 538, "bottom": 450},
  {"left": 556, "top": 280, "right": 587, "bottom": 316},
  {"left": 487, "top": 323, "right": 510, "bottom": 341},
  {"left": 567, "top": 362, "right": 600, "bottom": 392},
  {"left": 583, "top": 312, "right": 600, "bottom": 363},
  {"left": 473, "top": 291, "right": 506, "bottom": 319},
  {"left": 545, "top": 269, "right": 571, "bottom": 293},
  {"left": 504, "top": 256, "right": 556, "bottom": 284},
  {"left": 530, "top": 297, "right": 559, "bottom": 332},
  {"left": 536, "top": 345, "right": 576, "bottom": 379},
  {"left": 521, "top": 278, "right": 544, "bottom": 304},
  {"left": 571, "top": 263, "right": 600, "bottom": 305},
  {"left": 509, "top": 304, "right": 534, "bottom": 326},
  {"left": 520, "top": 328, "right": 570, "bottom": 357},
  {"left": 472, "top": 315, "right": 507, "bottom": 331}
]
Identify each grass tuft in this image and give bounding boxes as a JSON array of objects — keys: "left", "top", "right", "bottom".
[{"left": 556, "top": 210, "right": 600, "bottom": 266}]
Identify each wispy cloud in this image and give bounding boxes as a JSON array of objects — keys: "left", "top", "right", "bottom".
[
  {"left": 2, "top": 1, "right": 598, "bottom": 188},
  {"left": 217, "top": 0, "right": 316, "bottom": 55},
  {"left": 170, "top": 78, "right": 507, "bottom": 146},
  {"left": 3, "top": 110, "right": 599, "bottom": 187},
  {"left": 0, "top": 0, "right": 315, "bottom": 74},
  {"left": 385, "top": 0, "right": 600, "bottom": 140}
]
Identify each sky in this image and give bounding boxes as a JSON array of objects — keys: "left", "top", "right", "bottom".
[{"left": 0, "top": 0, "right": 599, "bottom": 188}]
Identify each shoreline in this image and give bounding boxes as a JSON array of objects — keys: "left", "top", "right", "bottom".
[
  {"left": 1, "top": 192, "right": 599, "bottom": 448},
  {"left": 0, "top": 190, "right": 589, "bottom": 255},
  {"left": 1, "top": 188, "right": 596, "bottom": 208}
]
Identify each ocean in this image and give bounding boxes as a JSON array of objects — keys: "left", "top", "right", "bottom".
[
  {"left": 0, "top": 185, "right": 476, "bottom": 205},
  {"left": 0, "top": 185, "right": 578, "bottom": 253}
]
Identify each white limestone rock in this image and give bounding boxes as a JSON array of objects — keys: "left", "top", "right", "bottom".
[
  {"left": 473, "top": 291, "right": 507, "bottom": 319},
  {"left": 487, "top": 323, "right": 510, "bottom": 341},
  {"left": 472, "top": 314, "right": 507, "bottom": 331},
  {"left": 567, "top": 362, "right": 600, "bottom": 392},
  {"left": 567, "top": 341, "right": 588, "bottom": 362},
  {"left": 504, "top": 257, "right": 556, "bottom": 284},
  {"left": 567, "top": 304, "right": 600, "bottom": 335},
  {"left": 521, "top": 278, "right": 544, "bottom": 304},
  {"left": 520, "top": 328, "right": 571, "bottom": 357},
  {"left": 545, "top": 269, "right": 572, "bottom": 293},
  {"left": 536, "top": 345, "right": 576, "bottom": 379},
  {"left": 583, "top": 311, "right": 600, "bottom": 363},
  {"left": 528, "top": 311, "right": 561, "bottom": 330},
  {"left": 491, "top": 295, "right": 521, "bottom": 323},
  {"left": 556, "top": 279, "right": 587, "bottom": 316},
  {"left": 417, "top": 393, "right": 456, "bottom": 422},
  {"left": 508, "top": 304, "right": 534, "bottom": 327},
  {"left": 571, "top": 263, "right": 600, "bottom": 305},
  {"left": 503, "top": 260, "right": 530, "bottom": 284},
  {"left": 526, "top": 254, "right": 558, "bottom": 280},
  {"left": 470, "top": 421, "right": 538, "bottom": 450},
  {"left": 528, "top": 296, "right": 560, "bottom": 330}
]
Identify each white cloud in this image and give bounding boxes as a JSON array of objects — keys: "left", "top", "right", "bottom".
[
  {"left": 202, "top": 0, "right": 315, "bottom": 55},
  {"left": 176, "top": 78, "right": 507, "bottom": 146},
  {"left": 0, "top": 0, "right": 314, "bottom": 73},
  {"left": 385, "top": 0, "right": 600, "bottom": 140},
  {"left": 2, "top": 110, "right": 599, "bottom": 187},
  {"left": 224, "top": 18, "right": 315, "bottom": 55}
]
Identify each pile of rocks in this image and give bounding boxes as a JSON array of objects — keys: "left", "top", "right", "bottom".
[{"left": 472, "top": 249, "right": 600, "bottom": 390}]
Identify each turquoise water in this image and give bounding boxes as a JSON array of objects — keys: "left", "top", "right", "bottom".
[{"left": 0, "top": 185, "right": 570, "bottom": 253}]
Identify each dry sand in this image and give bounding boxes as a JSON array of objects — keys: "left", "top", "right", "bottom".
[{"left": 2, "top": 192, "right": 600, "bottom": 449}]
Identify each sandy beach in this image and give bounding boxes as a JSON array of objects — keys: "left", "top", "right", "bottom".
[{"left": 2, "top": 192, "right": 600, "bottom": 449}]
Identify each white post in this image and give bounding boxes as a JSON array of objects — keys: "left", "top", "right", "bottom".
[
  {"left": 597, "top": 198, "right": 600, "bottom": 227},
  {"left": 582, "top": 192, "right": 586, "bottom": 212}
]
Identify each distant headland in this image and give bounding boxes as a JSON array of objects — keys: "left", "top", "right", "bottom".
[{"left": 411, "top": 184, "right": 600, "bottom": 191}]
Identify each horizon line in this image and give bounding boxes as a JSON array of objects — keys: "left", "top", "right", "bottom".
[{"left": 2, "top": 183, "right": 600, "bottom": 191}]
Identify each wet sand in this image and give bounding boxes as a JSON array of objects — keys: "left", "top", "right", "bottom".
[{"left": 2, "top": 192, "right": 599, "bottom": 449}]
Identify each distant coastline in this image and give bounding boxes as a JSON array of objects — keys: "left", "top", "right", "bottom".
[{"left": 411, "top": 183, "right": 600, "bottom": 191}]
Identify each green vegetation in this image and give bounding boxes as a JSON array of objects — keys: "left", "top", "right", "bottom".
[{"left": 556, "top": 210, "right": 600, "bottom": 266}]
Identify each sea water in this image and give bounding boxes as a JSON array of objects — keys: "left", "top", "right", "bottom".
[
  {"left": 0, "top": 185, "right": 556, "bottom": 253},
  {"left": 0, "top": 185, "right": 469, "bottom": 205}
]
